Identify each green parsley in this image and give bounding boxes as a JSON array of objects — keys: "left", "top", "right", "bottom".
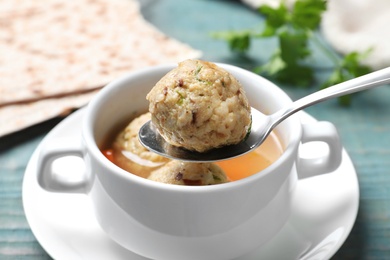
[
  {"left": 211, "top": 0, "right": 372, "bottom": 105},
  {"left": 176, "top": 91, "right": 185, "bottom": 105}
]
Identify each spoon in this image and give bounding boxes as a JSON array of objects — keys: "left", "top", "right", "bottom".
[{"left": 139, "top": 67, "right": 390, "bottom": 162}]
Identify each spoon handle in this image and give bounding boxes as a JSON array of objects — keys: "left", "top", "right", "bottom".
[{"left": 272, "top": 67, "right": 390, "bottom": 125}]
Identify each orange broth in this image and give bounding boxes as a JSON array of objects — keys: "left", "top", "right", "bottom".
[
  {"left": 216, "top": 132, "right": 283, "bottom": 181},
  {"left": 102, "top": 131, "right": 283, "bottom": 182}
]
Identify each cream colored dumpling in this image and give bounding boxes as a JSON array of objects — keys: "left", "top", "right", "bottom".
[
  {"left": 146, "top": 59, "right": 251, "bottom": 152},
  {"left": 113, "top": 112, "right": 169, "bottom": 178},
  {"left": 148, "top": 160, "right": 229, "bottom": 185}
]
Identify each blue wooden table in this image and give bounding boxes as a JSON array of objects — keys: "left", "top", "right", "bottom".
[{"left": 1, "top": 0, "right": 390, "bottom": 259}]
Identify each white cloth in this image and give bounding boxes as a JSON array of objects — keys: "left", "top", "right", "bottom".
[
  {"left": 322, "top": 0, "right": 390, "bottom": 69},
  {"left": 241, "top": 0, "right": 295, "bottom": 9}
]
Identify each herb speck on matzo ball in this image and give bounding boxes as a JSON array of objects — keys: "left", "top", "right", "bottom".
[{"left": 146, "top": 59, "right": 251, "bottom": 152}]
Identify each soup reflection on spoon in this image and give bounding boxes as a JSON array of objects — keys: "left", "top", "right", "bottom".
[{"left": 139, "top": 66, "right": 390, "bottom": 162}]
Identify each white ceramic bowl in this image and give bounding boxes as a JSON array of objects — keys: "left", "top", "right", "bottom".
[{"left": 37, "top": 63, "right": 342, "bottom": 260}]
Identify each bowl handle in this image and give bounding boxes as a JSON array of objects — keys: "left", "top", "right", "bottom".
[
  {"left": 37, "top": 137, "right": 91, "bottom": 193},
  {"left": 297, "top": 121, "right": 343, "bottom": 179}
]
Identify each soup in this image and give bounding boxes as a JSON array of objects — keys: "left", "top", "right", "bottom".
[
  {"left": 101, "top": 112, "right": 284, "bottom": 183},
  {"left": 215, "top": 132, "right": 283, "bottom": 181}
]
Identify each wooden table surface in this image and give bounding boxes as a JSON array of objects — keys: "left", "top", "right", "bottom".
[{"left": 1, "top": 0, "right": 390, "bottom": 259}]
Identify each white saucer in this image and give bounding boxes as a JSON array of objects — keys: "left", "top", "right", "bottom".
[{"left": 22, "top": 108, "right": 359, "bottom": 260}]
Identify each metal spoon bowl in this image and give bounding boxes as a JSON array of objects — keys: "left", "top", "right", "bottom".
[{"left": 139, "top": 67, "right": 390, "bottom": 162}]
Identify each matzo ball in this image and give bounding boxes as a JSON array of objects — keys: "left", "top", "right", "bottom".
[
  {"left": 148, "top": 160, "right": 229, "bottom": 185},
  {"left": 146, "top": 59, "right": 251, "bottom": 152}
]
